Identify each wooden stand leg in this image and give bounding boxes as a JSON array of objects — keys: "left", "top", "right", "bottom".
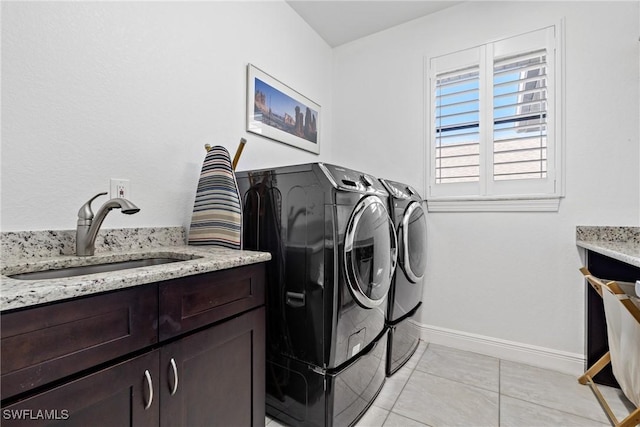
[
  {"left": 578, "top": 352, "right": 611, "bottom": 385},
  {"left": 578, "top": 352, "right": 640, "bottom": 427}
]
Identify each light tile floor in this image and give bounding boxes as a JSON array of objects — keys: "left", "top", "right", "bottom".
[{"left": 266, "top": 341, "right": 636, "bottom": 427}]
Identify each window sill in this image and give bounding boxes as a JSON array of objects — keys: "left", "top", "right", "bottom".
[{"left": 426, "top": 197, "right": 561, "bottom": 212}]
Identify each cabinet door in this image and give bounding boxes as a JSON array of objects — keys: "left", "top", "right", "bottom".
[
  {"left": 1, "top": 351, "right": 159, "bottom": 427},
  {"left": 1, "top": 285, "right": 157, "bottom": 401},
  {"left": 160, "top": 307, "right": 265, "bottom": 427}
]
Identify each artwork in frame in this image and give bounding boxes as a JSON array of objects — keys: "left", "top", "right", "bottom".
[{"left": 246, "top": 64, "right": 320, "bottom": 154}]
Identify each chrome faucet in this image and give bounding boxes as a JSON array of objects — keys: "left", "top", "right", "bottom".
[{"left": 76, "top": 192, "right": 140, "bottom": 256}]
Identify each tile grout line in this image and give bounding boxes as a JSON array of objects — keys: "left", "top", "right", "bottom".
[
  {"left": 410, "top": 358, "right": 501, "bottom": 396},
  {"left": 390, "top": 342, "right": 428, "bottom": 409},
  {"left": 406, "top": 342, "right": 501, "bottom": 426},
  {"left": 379, "top": 407, "right": 391, "bottom": 426},
  {"left": 498, "top": 392, "right": 614, "bottom": 425},
  {"left": 385, "top": 341, "right": 435, "bottom": 426},
  {"left": 497, "top": 358, "right": 501, "bottom": 427},
  {"left": 413, "top": 369, "right": 501, "bottom": 395},
  {"left": 413, "top": 344, "right": 503, "bottom": 395},
  {"left": 497, "top": 356, "right": 615, "bottom": 425}
]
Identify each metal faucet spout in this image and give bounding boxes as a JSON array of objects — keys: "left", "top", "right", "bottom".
[{"left": 76, "top": 193, "right": 140, "bottom": 256}]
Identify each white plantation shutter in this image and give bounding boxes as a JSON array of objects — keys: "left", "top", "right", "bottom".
[
  {"left": 434, "top": 67, "right": 481, "bottom": 184},
  {"left": 493, "top": 50, "right": 548, "bottom": 181},
  {"left": 427, "top": 24, "right": 562, "bottom": 209}
]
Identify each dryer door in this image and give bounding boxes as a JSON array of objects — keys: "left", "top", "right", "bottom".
[
  {"left": 400, "top": 201, "right": 427, "bottom": 283},
  {"left": 344, "top": 195, "right": 397, "bottom": 309}
]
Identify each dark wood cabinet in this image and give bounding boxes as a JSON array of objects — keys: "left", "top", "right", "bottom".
[
  {"left": 1, "top": 263, "right": 266, "bottom": 427},
  {"left": 160, "top": 307, "right": 265, "bottom": 427}
]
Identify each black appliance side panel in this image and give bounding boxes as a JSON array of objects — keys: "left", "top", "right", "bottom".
[
  {"left": 324, "top": 203, "right": 339, "bottom": 370},
  {"left": 238, "top": 170, "right": 329, "bottom": 367},
  {"left": 283, "top": 181, "right": 326, "bottom": 366}
]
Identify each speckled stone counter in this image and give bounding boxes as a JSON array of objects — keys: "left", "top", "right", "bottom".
[
  {"left": 576, "top": 226, "right": 640, "bottom": 268},
  {"left": 1, "top": 228, "right": 271, "bottom": 312},
  {"left": 1, "top": 227, "right": 187, "bottom": 261}
]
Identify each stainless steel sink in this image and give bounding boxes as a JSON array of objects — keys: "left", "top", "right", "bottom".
[{"left": 8, "top": 258, "right": 185, "bottom": 280}]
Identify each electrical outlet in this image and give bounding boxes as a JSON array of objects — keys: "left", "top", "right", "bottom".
[{"left": 110, "top": 179, "right": 131, "bottom": 199}]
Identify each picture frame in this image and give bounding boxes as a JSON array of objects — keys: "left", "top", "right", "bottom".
[{"left": 246, "top": 64, "right": 320, "bottom": 154}]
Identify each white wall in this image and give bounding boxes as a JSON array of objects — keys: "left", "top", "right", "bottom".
[
  {"left": 333, "top": 1, "right": 640, "bottom": 370},
  {"left": 1, "top": 1, "right": 332, "bottom": 232}
]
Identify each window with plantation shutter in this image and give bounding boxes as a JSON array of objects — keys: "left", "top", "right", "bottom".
[{"left": 426, "top": 24, "right": 563, "bottom": 211}]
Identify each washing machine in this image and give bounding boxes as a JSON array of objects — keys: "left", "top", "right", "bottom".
[
  {"left": 379, "top": 178, "right": 427, "bottom": 377},
  {"left": 236, "top": 163, "right": 397, "bottom": 426}
]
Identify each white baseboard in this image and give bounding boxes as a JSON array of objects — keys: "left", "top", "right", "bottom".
[{"left": 413, "top": 321, "right": 585, "bottom": 376}]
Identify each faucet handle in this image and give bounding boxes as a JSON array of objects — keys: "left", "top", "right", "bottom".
[{"left": 77, "top": 192, "right": 108, "bottom": 223}]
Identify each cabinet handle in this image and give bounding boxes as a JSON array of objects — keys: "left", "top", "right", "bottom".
[
  {"left": 144, "top": 369, "right": 154, "bottom": 410},
  {"left": 169, "top": 358, "right": 179, "bottom": 396}
]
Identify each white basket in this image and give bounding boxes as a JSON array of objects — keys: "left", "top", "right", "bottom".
[{"left": 602, "top": 282, "right": 640, "bottom": 407}]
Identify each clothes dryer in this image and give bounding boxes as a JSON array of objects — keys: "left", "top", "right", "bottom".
[
  {"left": 236, "top": 163, "right": 397, "bottom": 426},
  {"left": 379, "top": 179, "right": 427, "bottom": 376}
]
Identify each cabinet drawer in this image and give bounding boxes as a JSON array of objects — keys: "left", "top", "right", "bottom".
[
  {"left": 159, "top": 263, "right": 265, "bottom": 340},
  {"left": 1, "top": 285, "right": 157, "bottom": 401}
]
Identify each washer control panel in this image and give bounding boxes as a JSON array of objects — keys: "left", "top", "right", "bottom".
[
  {"left": 319, "top": 163, "right": 386, "bottom": 195},
  {"left": 380, "top": 179, "right": 422, "bottom": 201}
]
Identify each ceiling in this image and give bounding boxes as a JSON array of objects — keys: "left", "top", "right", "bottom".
[{"left": 286, "top": 1, "right": 462, "bottom": 47}]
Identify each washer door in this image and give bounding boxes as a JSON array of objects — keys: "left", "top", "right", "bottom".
[
  {"left": 400, "top": 201, "right": 427, "bottom": 283},
  {"left": 344, "top": 195, "right": 397, "bottom": 308}
]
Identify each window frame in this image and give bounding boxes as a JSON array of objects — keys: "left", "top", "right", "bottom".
[{"left": 425, "top": 22, "right": 564, "bottom": 212}]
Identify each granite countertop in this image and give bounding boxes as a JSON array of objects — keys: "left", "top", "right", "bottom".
[
  {"left": 1, "top": 245, "right": 271, "bottom": 312},
  {"left": 576, "top": 226, "right": 640, "bottom": 268}
]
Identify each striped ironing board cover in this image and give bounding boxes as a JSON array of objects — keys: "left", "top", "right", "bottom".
[{"left": 188, "top": 146, "right": 242, "bottom": 249}]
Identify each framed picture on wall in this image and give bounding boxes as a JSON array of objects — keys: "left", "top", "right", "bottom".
[{"left": 246, "top": 64, "right": 320, "bottom": 154}]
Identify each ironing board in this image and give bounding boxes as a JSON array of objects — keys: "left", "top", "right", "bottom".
[{"left": 188, "top": 146, "right": 242, "bottom": 249}]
